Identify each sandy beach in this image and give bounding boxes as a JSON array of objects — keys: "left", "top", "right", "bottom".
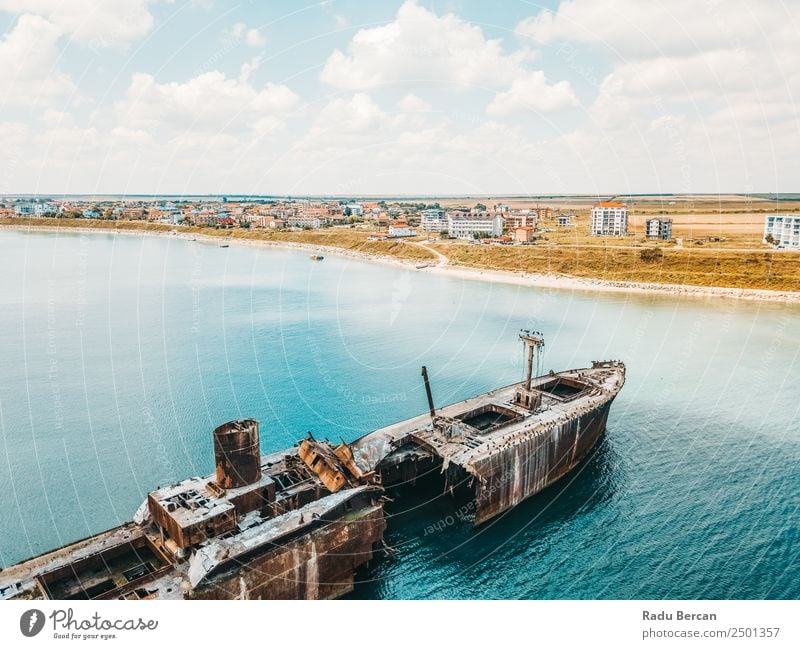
[{"left": 4, "top": 223, "right": 800, "bottom": 304}]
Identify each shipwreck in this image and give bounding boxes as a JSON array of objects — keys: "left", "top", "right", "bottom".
[{"left": 0, "top": 332, "right": 625, "bottom": 600}]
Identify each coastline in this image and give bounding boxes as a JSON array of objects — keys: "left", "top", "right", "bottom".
[
  {"left": 3, "top": 222, "right": 800, "bottom": 304},
  {"left": 423, "top": 264, "right": 800, "bottom": 304}
]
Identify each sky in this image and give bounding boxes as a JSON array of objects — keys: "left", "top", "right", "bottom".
[{"left": 1, "top": 0, "right": 798, "bottom": 196}]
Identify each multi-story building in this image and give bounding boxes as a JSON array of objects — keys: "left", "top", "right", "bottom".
[
  {"left": 286, "top": 215, "right": 321, "bottom": 229},
  {"left": 420, "top": 208, "right": 446, "bottom": 232},
  {"left": 646, "top": 218, "right": 673, "bottom": 240},
  {"left": 557, "top": 215, "right": 573, "bottom": 227},
  {"left": 344, "top": 203, "right": 363, "bottom": 217},
  {"left": 590, "top": 202, "right": 628, "bottom": 236},
  {"left": 115, "top": 206, "right": 146, "bottom": 220},
  {"left": 14, "top": 201, "right": 57, "bottom": 216},
  {"left": 763, "top": 214, "right": 800, "bottom": 249},
  {"left": 530, "top": 207, "right": 553, "bottom": 220},
  {"left": 447, "top": 211, "right": 504, "bottom": 240},
  {"left": 504, "top": 211, "right": 536, "bottom": 230}
]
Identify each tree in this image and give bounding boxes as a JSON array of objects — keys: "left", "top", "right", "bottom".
[
  {"left": 639, "top": 247, "right": 663, "bottom": 263},
  {"left": 344, "top": 206, "right": 352, "bottom": 217},
  {"left": 474, "top": 203, "right": 487, "bottom": 211},
  {"left": 765, "top": 233, "right": 775, "bottom": 245}
]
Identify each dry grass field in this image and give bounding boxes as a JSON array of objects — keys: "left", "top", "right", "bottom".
[{"left": 436, "top": 241, "right": 800, "bottom": 292}]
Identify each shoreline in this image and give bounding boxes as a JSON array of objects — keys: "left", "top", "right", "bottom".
[{"left": 3, "top": 222, "right": 800, "bottom": 304}]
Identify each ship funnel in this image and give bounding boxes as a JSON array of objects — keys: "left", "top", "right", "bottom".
[{"left": 213, "top": 419, "right": 262, "bottom": 489}]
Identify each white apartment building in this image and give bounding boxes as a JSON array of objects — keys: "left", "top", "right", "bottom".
[
  {"left": 447, "top": 212, "right": 504, "bottom": 240},
  {"left": 388, "top": 224, "right": 416, "bottom": 237},
  {"left": 646, "top": 218, "right": 673, "bottom": 240},
  {"left": 763, "top": 214, "right": 800, "bottom": 249},
  {"left": 344, "top": 203, "right": 364, "bottom": 216},
  {"left": 286, "top": 215, "right": 321, "bottom": 229},
  {"left": 420, "top": 208, "right": 446, "bottom": 232},
  {"left": 590, "top": 202, "right": 628, "bottom": 236}
]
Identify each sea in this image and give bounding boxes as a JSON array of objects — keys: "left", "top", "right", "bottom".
[{"left": 0, "top": 229, "right": 798, "bottom": 598}]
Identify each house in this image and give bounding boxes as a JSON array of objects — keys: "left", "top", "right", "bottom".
[
  {"left": 590, "top": 201, "right": 628, "bottom": 236},
  {"left": 646, "top": 218, "right": 673, "bottom": 240},
  {"left": 256, "top": 216, "right": 285, "bottom": 229},
  {"left": 388, "top": 220, "right": 416, "bottom": 237},
  {"left": 557, "top": 215, "right": 573, "bottom": 227},
  {"left": 513, "top": 226, "right": 534, "bottom": 243}
]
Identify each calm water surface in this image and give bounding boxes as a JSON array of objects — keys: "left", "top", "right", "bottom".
[{"left": 0, "top": 230, "right": 798, "bottom": 598}]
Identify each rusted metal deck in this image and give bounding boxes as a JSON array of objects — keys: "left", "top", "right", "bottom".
[{"left": 0, "top": 333, "right": 625, "bottom": 600}]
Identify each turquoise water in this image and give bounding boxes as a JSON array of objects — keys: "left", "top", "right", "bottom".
[{"left": 0, "top": 229, "right": 798, "bottom": 598}]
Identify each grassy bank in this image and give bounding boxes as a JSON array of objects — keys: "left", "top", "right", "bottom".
[
  {"left": 0, "top": 218, "right": 436, "bottom": 262},
  {"left": 436, "top": 242, "right": 800, "bottom": 291}
]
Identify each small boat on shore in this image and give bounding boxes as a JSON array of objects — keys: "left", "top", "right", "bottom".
[{"left": 309, "top": 254, "right": 324, "bottom": 260}]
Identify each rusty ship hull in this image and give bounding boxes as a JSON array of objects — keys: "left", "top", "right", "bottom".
[{"left": 0, "top": 334, "right": 624, "bottom": 601}]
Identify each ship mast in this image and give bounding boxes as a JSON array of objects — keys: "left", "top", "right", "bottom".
[{"left": 519, "top": 329, "right": 545, "bottom": 390}]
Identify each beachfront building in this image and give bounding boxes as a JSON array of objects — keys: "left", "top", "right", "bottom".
[
  {"left": 447, "top": 211, "right": 504, "bottom": 240},
  {"left": 763, "top": 214, "right": 800, "bottom": 249},
  {"left": 388, "top": 221, "right": 416, "bottom": 237},
  {"left": 286, "top": 215, "right": 322, "bottom": 229},
  {"left": 14, "top": 201, "right": 57, "bottom": 216},
  {"left": 646, "top": 218, "right": 673, "bottom": 240},
  {"left": 590, "top": 201, "right": 628, "bottom": 236},
  {"left": 420, "top": 208, "right": 446, "bottom": 232}
]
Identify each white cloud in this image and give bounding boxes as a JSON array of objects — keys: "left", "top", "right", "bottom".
[
  {"left": 0, "top": 0, "right": 157, "bottom": 47},
  {"left": 510, "top": 0, "right": 800, "bottom": 193},
  {"left": 0, "top": 14, "right": 76, "bottom": 107},
  {"left": 486, "top": 71, "right": 579, "bottom": 115},
  {"left": 320, "top": 0, "right": 542, "bottom": 90},
  {"left": 245, "top": 28, "right": 266, "bottom": 49},
  {"left": 116, "top": 70, "right": 299, "bottom": 133},
  {"left": 225, "top": 22, "right": 266, "bottom": 49},
  {"left": 518, "top": 0, "right": 798, "bottom": 60},
  {"left": 398, "top": 93, "right": 431, "bottom": 113}
]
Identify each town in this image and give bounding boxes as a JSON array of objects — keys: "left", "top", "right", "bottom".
[{"left": 3, "top": 195, "right": 797, "bottom": 249}]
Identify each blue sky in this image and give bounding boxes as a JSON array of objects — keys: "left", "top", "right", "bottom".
[{"left": 1, "top": 0, "right": 797, "bottom": 195}]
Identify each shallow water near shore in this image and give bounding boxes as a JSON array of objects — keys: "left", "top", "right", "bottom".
[{"left": 1, "top": 229, "right": 798, "bottom": 598}]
